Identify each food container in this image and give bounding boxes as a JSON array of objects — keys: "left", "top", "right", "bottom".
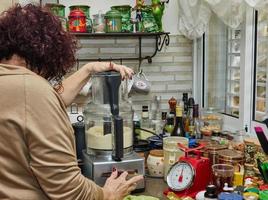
[
  {"left": 46, "top": 3, "right": 65, "bottom": 17},
  {"left": 147, "top": 149, "right": 164, "bottom": 177},
  {"left": 45, "top": 3, "right": 67, "bottom": 30},
  {"left": 244, "top": 138, "right": 257, "bottom": 164},
  {"left": 212, "top": 164, "right": 234, "bottom": 193},
  {"left": 68, "top": 9, "right": 87, "bottom": 33},
  {"left": 217, "top": 149, "right": 244, "bottom": 172},
  {"left": 204, "top": 143, "right": 228, "bottom": 165},
  {"left": 163, "top": 137, "right": 188, "bottom": 181},
  {"left": 231, "top": 130, "right": 245, "bottom": 153},
  {"left": 254, "top": 140, "right": 268, "bottom": 169},
  {"left": 111, "top": 5, "right": 132, "bottom": 32},
  {"left": 200, "top": 107, "right": 223, "bottom": 136},
  {"left": 69, "top": 5, "right": 92, "bottom": 32},
  {"left": 104, "top": 10, "right": 122, "bottom": 33},
  {"left": 93, "top": 13, "right": 105, "bottom": 33},
  {"left": 244, "top": 163, "right": 255, "bottom": 179}
]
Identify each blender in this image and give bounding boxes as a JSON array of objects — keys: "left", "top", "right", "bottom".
[{"left": 82, "top": 71, "right": 145, "bottom": 192}]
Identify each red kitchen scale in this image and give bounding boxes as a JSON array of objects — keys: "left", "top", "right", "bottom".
[{"left": 164, "top": 143, "right": 211, "bottom": 198}]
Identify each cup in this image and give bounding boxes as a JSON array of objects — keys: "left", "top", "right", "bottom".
[
  {"left": 131, "top": 71, "right": 151, "bottom": 94},
  {"left": 212, "top": 164, "right": 234, "bottom": 194}
]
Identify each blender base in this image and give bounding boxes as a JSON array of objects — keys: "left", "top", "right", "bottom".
[{"left": 82, "top": 150, "right": 145, "bottom": 192}]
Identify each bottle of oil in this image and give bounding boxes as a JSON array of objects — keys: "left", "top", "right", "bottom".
[{"left": 171, "top": 105, "right": 184, "bottom": 137}]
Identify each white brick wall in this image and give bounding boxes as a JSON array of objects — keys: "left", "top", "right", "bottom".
[{"left": 72, "top": 35, "right": 193, "bottom": 114}]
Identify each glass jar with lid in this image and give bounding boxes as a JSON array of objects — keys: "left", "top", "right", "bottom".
[
  {"left": 111, "top": 5, "right": 132, "bottom": 32},
  {"left": 69, "top": 5, "right": 93, "bottom": 33},
  {"left": 200, "top": 107, "right": 223, "bottom": 136},
  {"left": 104, "top": 10, "right": 122, "bottom": 32},
  {"left": 204, "top": 143, "right": 228, "bottom": 165},
  {"left": 217, "top": 149, "right": 245, "bottom": 173}
]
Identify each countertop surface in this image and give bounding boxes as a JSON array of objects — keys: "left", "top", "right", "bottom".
[{"left": 138, "top": 176, "right": 168, "bottom": 199}]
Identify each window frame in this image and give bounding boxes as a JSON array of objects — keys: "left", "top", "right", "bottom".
[{"left": 195, "top": 6, "right": 256, "bottom": 133}]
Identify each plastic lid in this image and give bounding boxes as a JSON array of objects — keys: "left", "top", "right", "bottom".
[
  {"left": 218, "top": 192, "right": 243, "bottom": 200},
  {"left": 218, "top": 149, "right": 244, "bottom": 161},
  {"left": 45, "top": 3, "right": 65, "bottom": 8},
  {"left": 105, "top": 9, "right": 122, "bottom": 18},
  {"left": 69, "top": 9, "right": 86, "bottom": 17},
  {"left": 111, "top": 5, "right": 132, "bottom": 9},
  {"left": 149, "top": 149, "right": 163, "bottom": 157},
  {"left": 142, "top": 105, "right": 149, "bottom": 111},
  {"left": 204, "top": 185, "right": 217, "bottom": 198},
  {"left": 69, "top": 5, "right": 90, "bottom": 9}
]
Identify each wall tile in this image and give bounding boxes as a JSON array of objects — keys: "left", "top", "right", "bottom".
[{"left": 72, "top": 35, "right": 193, "bottom": 114}]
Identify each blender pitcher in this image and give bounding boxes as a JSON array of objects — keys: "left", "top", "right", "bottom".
[{"left": 84, "top": 71, "right": 133, "bottom": 160}]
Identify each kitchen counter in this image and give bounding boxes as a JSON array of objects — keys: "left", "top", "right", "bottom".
[{"left": 138, "top": 176, "right": 168, "bottom": 199}]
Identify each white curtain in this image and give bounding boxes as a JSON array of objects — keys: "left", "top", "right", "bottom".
[
  {"left": 178, "top": 0, "right": 211, "bottom": 39},
  {"left": 205, "top": 0, "right": 246, "bottom": 29},
  {"left": 245, "top": 0, "right": 268, "bottom": 10},
  {"left": 177, "top": 0, "right": 268, "bottom": 39}
]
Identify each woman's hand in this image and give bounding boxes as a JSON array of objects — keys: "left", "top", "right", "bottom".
[
  {"left": 102, "top": 170, "right": 144, "bottom": 200},
  {"left": 86, "top": 62, "right": 134, "bottom": 80}
]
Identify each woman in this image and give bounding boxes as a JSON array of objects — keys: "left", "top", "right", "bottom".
[{"left": 0, "top": 3, "right": 143, "bottom": 200}]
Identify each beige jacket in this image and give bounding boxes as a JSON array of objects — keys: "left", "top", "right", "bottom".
[{"left": 0, "top": 64, "right": 103, "bottom": 200}]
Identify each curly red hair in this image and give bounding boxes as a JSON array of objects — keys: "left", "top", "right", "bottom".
[{"left": 0, "top": 4, "right": 77, "bottom": 80}]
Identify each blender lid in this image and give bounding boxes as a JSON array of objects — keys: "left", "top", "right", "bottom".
[{"left": 93, "top": 71, "right": 121, "bottom": 77}]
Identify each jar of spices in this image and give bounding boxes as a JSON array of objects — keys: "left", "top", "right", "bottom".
[
  {"left": 254, "top": 140, "right": 268, "bottom": 169},
  {"left": 69, "top": 5, "right": 92, "bottom": 32},
  {"left": 204, "top": 143, "right": 228, "bottom": 166},
  {"left": 111, "top": 5, "right": 132, "bottom": 32},
  {"left": 244, "top": 163, "right": 255, "bottom": 179},
  {"left": 104, "top": 10, "right": 122, "bottom": 33},
  {"left": 244, "top": 138, "right": 257, "bottom": 164},
  {"left": 218, "top": 149, "right": 245, "bottom": 172},
  {"left": 147, "top": 149, "right": 164, "bottom": 177},
  {"left": 68, "top": 9, "right": 87, "bottom": 33}
]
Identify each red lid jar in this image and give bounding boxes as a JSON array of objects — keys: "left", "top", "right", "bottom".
[{"left": 68, "top": 9, "right": 87, "bottom": 33}]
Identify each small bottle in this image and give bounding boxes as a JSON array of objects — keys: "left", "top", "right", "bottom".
[
  {"left": 164, "top": 115, "right": 174, "bottom": 136},
  {"left": 186, "top": 97, "right": 195, "bottom": 138},
  {"left": 204, "top": 185, "right": 217, "bottom": 200},
  {"left": 141, "top": 105, "right": 150, "bottom": 128},
  {"left": 182, "top": 93, "right": 188, "bottom": 115},
  {"left": 133, "top": 113, "right": 141, "bottom": 144},
  {"left": 193, "top": 104, "right": 201, "bottom": 139},
  {"left": 171, "top": 105, "right": 184, "bottom": 137},
  {"left": 168, "top": 96, "right": 177, "bottom": 115}
]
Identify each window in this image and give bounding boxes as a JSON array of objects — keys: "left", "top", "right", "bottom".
[
  {"left": 254, "top": 10, "right": 268, "bottom": 122},
  {"left": 203, "top": 13, "right": 243, "bottom": 118}
]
